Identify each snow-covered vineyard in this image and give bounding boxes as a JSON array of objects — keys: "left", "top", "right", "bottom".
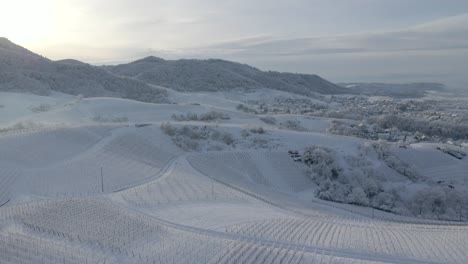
[{"left": 0, "top": 90, "right": 467, "bottom": 264}]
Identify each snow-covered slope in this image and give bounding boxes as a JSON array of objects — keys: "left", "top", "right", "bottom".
[
  {"left": 0, "top": 38, "right": 168, "bottom": 103},
  {"left": 0, "top": 91, "right": 467, "bottom": 264},
  {"left": 104, "top": 56, "right": 348, "bottom": 96},
  {"left": 396, "top": 143, "right": 468, "bottom": 184}
]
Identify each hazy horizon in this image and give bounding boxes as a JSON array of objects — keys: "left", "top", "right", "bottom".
[{"left": 2, "top": 0, "right": 468, "bottom": 88}]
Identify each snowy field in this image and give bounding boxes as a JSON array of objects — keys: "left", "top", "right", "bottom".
[{"left": 0, "top": 91, "right": 467, "bottom": 264}]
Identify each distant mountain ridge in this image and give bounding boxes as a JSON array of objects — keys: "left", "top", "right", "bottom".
[
  {"left": 2, "top": 37, "right": 444, "bottom": 100},
  {"left": 0, "top": 38, "right": 168, "bottom": 103},
  {"left": 339, "top": 82, "right": 446, "bottom": 98},
  {"left": 104, "top": 56, "right": 348, "bottom": 96}
]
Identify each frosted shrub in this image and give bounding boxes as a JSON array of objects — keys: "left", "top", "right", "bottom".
[
  {"left": 199, "top": 111, "right": 230, "bottom": 122},
  {"left": 29, "top": 103, "right": 52, "bottom": 113},
  {"left": 240, "top": 130, "right": 250, "bottom": 138},
  {"left": 236, "top": 104, "right": 259, "bottom": 114},
  {"left": 210, "top": 130, "right": 222, "bottom": 140},
  {"left": 372, "top": 192, "right": 395, "bottom": 211},
  {"left": 0, "top": 121, "right": 43, "bottom": 133},
  {"left": 175, "top": 137, "right": 200, "bottom": 151},
  {"left": 91, "top": 115, "right": 128, "bottom": 123},
  {"left": 317, "top": 180, "right": 349, "bottom": 202},
  {"left": 360, "top": 175, "right": 380, "bottom": 197},
  {"left": 221, "top": 132, "right": 235, "bottom": 145},
  {"left": 249, "top": 127, "right": 266, "bottom": 134},
  {"left": 172, "top": 125, "right": 209, "bottom": 151},
  {"left": 347, "top": 187, "right": 370, "bottom": 206},
  {"left": 250, "top": 137, "right": 270, "bottom": 149},
  {"left": 186, "top": 113, "right": 199, "bottom": 121},
  {"left": 160, "top": 122, "right": 176, "bottom": 136},
  {"left": 161, "top": 123, "right": 235, "bottom": 151},
  {"left": 181, "top": 126, "right": 205, "bottom": 140},
  {"left": 259, "top": 116, "right": 277, "bottom": 125},
  {"left": 172, "top": 111, "right": 230, "bottom": 122},
  {"left": 172, "top": 112, "right": 198, "bottom": 121},
  {"left": 281, "top": 120, "right": 306, "bottom": 131}
]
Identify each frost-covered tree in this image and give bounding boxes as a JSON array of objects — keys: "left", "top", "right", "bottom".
[
  {"left": 302, "top": 146, "right": 341, "bottom": 182},
  {"left": 347, "top": 187, "right": 369, "bottom": 206}
]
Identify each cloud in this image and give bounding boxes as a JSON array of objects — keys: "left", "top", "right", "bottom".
[
  {"left": 37, "top": 10, "right": 468, "bottom": 88},
  {"left": 189, "top": 13, "right": 468, "bottom": 57},
  {"left": 150, "top": 13, "right": 465, "bottom": 88}
]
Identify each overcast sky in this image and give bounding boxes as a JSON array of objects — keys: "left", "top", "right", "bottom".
[{"left": 1, "top": 0, "right": 468, "bottom": 87}]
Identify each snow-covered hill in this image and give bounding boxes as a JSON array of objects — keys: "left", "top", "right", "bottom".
[
  {"left": 104, "top": 56, "right": 348, "bottom": 96},
  {"left": 0, "top": 91, "right": 467, "bottom": 264},
  {"left": 0, "top": 38, "right": 168, "bottom": 103}
]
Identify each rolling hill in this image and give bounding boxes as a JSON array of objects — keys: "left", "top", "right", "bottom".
[
  {"left": 0, "top": 38, "right": 168, "bottom": 103},
  {"left": 104, "top": 56, "right": 348, "bottom": 96}
]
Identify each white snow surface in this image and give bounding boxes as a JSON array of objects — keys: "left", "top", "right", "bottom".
[{"left": 0, "top": 91, "right": 467, "bottom": 264}]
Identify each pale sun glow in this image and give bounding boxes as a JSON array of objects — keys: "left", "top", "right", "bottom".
[{"left": 0, "top": 0, "right": 56, "bottom": 47}]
